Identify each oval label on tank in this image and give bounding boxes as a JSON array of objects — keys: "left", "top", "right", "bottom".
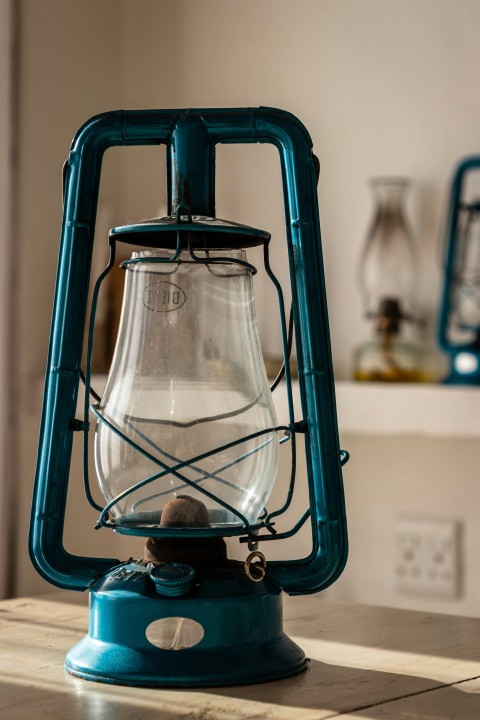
[
  {"left": 145, "top": 617, "right": 204, "bottom": 650},
  {"left": 143, "top": 281, "right": 186, "bottom": 312}
]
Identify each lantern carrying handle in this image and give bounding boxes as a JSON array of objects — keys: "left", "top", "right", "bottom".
[{"left": 30, "top": 108, "right": 347, "bottom": 593}]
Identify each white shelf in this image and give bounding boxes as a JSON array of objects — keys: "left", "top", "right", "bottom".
[
  {"left": 271, "top": 380, "right": 480, "bottom": 438},
  {"left": 45, "top": 375, "right": 480, "bottom": 440},
  {"left": 334, "top": 381, "right": 480, "bottom": 438}
]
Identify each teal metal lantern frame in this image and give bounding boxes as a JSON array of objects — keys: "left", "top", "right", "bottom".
[
  {"left": 30, "top": 107, "right": 348, "bottom": 687},
  {"left": 439, "top": 156, "right": 480, "bottom": 384}
]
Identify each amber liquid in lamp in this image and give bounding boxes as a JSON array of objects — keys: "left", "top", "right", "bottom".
[{"left": 353, "top": 299, "right": 425, "bottom": 382}]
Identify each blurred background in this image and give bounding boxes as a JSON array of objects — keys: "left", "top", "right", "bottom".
[{"left": 2, "top": 0, "right": 480, "bottom": 617}]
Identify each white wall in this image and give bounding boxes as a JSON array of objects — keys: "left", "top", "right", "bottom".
[
  {"left": 15, "top": 0, "right": 480, "bottom": 614},
  {"left": 0, "top": 0, "right": 15, "bottom": 598},
  {"left": 117, "top": 0, "right": 480, "bottom": 378},
  {"left": 16, "top": 0, "right": 126, "bottom": 596},
  {"left": 326, "top": 431, "right": 480, "bottom": 618}
]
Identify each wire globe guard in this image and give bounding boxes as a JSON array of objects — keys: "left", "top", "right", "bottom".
[
  {"left": 30, "top": 107, "right": 348, "bottom": 687},
  {"left": 65, "top": 563, "right": 307, "bottom": 687}
]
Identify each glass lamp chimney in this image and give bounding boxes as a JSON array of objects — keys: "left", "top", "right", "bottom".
[
  {"left": 359, "top": 178, "right": 417, "bottom": 321},
  {"left": 95, "top": 248, "right": 278, "bottom": 529}
]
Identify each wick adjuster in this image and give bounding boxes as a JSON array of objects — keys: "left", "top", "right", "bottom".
[{"left": 244, "top": 551, "right": 267, "bottom": 583}]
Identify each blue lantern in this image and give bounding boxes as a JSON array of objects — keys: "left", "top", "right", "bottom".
[
  {"left": 29, "top": 108, "right": 348, "bottom": 687},
  {"left": 439, "top": 157, "right": 480, "bottom": 384}
]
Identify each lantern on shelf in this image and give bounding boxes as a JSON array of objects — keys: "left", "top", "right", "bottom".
[
  {"left": 29, "top": 108, "right": 348, "bottom": 687},
  {"left": 438, "top": 157, "right": 480, "bottom": 384}
]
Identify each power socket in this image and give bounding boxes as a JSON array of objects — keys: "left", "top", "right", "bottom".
[{"left": 394, "top": 515, "right": 461, "bottom": 599}]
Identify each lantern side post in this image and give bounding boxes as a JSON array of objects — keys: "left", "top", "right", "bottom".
[
  {"left": 29, "top": 113, "right": 121, "bottom": 589},
  {"left": 30, "top": 109, "right": 220, "bottom": 590},
  {"left": 255, "top": 108, "right": 348, "bottom": 594},
  {"left": 30, "top": 112, "right": 176, "bottom": 589}
]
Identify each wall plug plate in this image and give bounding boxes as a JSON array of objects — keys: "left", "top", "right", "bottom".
[{"left": 394, "top": 515, "right": 461, "bottom": 599}]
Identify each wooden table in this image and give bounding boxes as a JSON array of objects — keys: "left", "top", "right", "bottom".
[{"left": 1, "top": 593, "right": 480, "bottom": 719}]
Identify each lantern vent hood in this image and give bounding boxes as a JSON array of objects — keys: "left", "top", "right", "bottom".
[{"left": 110, "top": 214, "right": 270, "bottom": 250}]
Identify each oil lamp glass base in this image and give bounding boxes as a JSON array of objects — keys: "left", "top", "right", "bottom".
[{"left": 65, "top": 561, "right": 307, "bottom": 687}]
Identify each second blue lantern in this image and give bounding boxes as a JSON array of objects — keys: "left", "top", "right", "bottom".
[{"left": 439, "top": 156, "right": 480, "bottom": 384}]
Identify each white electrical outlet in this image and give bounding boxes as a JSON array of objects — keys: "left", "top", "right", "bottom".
[{"left": 394, "top": 516, "right": 461, "bottom": 599}]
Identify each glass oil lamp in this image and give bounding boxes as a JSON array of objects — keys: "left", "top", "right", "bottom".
[
  {"left": 354, "top": 177, "right": 424, "bottom": 382},
  {"left": 29, "top": 108, "right": 348, "bottom": 687},
  {"left": 438, "top": 157, "right": 480, "bottom": 383}
]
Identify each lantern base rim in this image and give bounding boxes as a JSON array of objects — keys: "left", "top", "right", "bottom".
[{"left": 65, "top": 635, "right": 307, "bottom": 688}]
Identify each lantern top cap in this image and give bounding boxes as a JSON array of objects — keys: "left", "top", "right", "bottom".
[{"left": 110, "top": 214, "right": 270, "bottom": 250}]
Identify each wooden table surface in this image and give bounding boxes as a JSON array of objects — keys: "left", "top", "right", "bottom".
[{"left": 1, "top": 592, "right": 480, "bottom": 719}]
